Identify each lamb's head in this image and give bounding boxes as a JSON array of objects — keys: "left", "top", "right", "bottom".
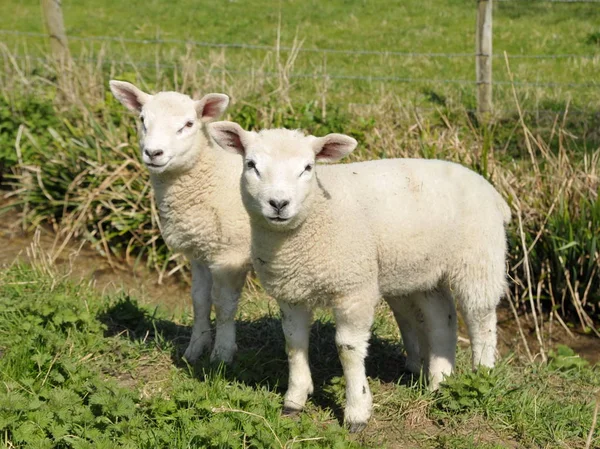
[
  {"left": 210, "top": 121, "right": 357, "bottom": 231},
  {"left": 109, "top": 80, "right": 229, "bottom": 176}
]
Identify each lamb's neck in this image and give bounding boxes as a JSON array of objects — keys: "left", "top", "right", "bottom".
[{"left": 150, "top": 140, "right": 222, "bottom": 210}]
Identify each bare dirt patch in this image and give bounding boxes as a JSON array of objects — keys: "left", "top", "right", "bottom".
[
  {"left": 496, "top": 305, "right": 600, "bottom": 365},
  {"left": 0, "top": 207, "right": 190, "bottom": 314}
]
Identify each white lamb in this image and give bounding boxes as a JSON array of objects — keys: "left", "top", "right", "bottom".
[
  {"left": 210, "top": 122, "right": 511, "bottom": 432},
  {"left": 109, "top": 81, "right": 251, "bottom": 364}
]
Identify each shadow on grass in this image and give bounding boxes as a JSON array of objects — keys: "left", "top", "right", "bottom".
[{"left": 98, "top": 296, "right": 416, "bottom": 423}]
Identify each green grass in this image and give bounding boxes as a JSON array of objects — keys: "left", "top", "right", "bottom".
[
  {"left": 1, "top": 262, "right": 599, "bottom": 448},
  {"left": 1, "top": 0, "right": 599, "bottom": 108},
  {"left": 0, "top": 263, "right": 358, "bottom": 449}
]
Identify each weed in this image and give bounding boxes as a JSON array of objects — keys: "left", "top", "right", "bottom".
[
  {"left": 437, "top": 368, "right": 497, "bottom": 412},
  {"left": 548, "top": 344, "right": 589, "bottom": 372}
]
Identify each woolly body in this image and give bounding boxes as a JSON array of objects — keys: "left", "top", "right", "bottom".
[
  {"left": 254, "top": 158, "right": 509, "bottom": 308},
  {"left": 151, "top": 129, "right": 250, "bottom": 269}
]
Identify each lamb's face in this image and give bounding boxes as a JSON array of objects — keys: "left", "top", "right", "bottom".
[
  {"left": 137, "top": 93, "right": 201, "bottom": 174},
  {"left": 109, "top": 80, "right": 228, "bottom": 176},
  {"left": 209, "top": 122, "right": 358, "bottom": 232},
  {"left": 242, "top": 130, "right": 318, "bottom": 230}
]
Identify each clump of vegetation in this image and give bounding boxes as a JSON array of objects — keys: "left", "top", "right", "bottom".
[{"left": 587, "top": 32, "right": 600, "bottom": 46}]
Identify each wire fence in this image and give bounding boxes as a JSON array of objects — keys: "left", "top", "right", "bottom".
[
  {"left": 7, "top": 53, "right": 599, "bottom": 90},
  {"left": 2, "top": 0, "right": 599, "bottom": 110},
  {"left": 2, "top": 29, "right": 599, "bottom": 60}
]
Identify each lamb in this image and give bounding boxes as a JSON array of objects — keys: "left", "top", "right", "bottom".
[
  {"left": 109, "top": 81, "right": 251, "bottom": 364},
  {"left": 210, "top": 122, "right": 511, "bottom": 432}
]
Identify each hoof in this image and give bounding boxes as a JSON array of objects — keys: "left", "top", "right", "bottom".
[
  {"left": 182, "top": 351, "right": 198, "bottom": 364},
  {"left": 404, "top": 358, "right": 422, "bottom": 375},
  {"left": 346, "top": 421, "right": 367, "bottom": 433},
  {"left": 210, "top": 345, "right": 237, "bottom": 365},
  {"left": 183, "top": 343, "right": 209, "bottom": 363},
  {"left": 183, "top": 332, "right": 212, "bottom": 363},
  {"left": 282, "top": 406, "right": 302, "bottom": 417}
]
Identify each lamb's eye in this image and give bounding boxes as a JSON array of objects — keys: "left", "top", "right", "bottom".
[
  {"left": 246, "top": 160, "right": 260, "bottom": 176},
  {"left": 300, "top": 164, "right": 313, "bottom": 176},
  {"left": 140, "top": 116, "right": 146, "bottom": 130},
  {"left": 178, "top": 120, "right": 195, "bottom": 133}
]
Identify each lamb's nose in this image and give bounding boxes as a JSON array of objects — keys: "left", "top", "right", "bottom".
[
  {"left": 269, "top": 199, "right": 290, "bottom": 213},
  {"left": 144, "top": 148, "right": 164, "bottom": 160}
]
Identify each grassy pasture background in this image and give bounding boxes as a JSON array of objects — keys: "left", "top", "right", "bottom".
[{"left": 0, "top": 0, "right": 600, "bottom": 447}]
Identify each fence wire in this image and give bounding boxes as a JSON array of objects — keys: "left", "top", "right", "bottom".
[
  {"left": 1, "top": 29, "right": 599, "bottom": 61},
  {"left": 8, "top": 54, "right": 598, "bottom": 89}
]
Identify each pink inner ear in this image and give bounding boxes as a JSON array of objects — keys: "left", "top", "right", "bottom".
[
  {"left": 116, "top": 88, "right": 144, "bottom": 112},
  {"left": 317, "top": 142, "right": 346, "bottom": 160},
  {"left": 201, "top": 98, "right": 225, "bottom": 120},
  {"left": 220, "top": 129, "right": 244, "bottom": 153}
]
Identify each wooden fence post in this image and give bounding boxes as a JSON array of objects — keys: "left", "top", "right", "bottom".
[
  {"left": 40, "top": 0, "right": 70, "bottom": 63},
  {"left": 476, "top": 0, "right": 493, "bottom": 118}
]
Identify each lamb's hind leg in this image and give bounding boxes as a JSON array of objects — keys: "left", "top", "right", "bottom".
[
  {"left": 183, "top": 261, "right": 213, "bottom": 362},
  {"left": 385, "top": 295, "right": 421, "bottom": 375},
  {"left": 457, "top": 290, "right": 499, "bottom": 369},
  {"left": 453, "top": 263, "right": 504, "bottom": 370},
  {"left": 414, "top": 288, "right": 457, "bottom": 390},
  {"left": 209, "top": 266, "right": 247, "bottom": 363},
  {"left": 456, "top": 224, "right": 508, "bottom": 370}
]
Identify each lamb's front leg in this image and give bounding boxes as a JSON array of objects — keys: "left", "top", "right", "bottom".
[
  {"left": 183, "top": 261, "right": 213, "bottom": 362},
  {"left": 209, "top": 266, "right": 247, "bottom": 363},
  {"left": 334, "top": 289, "right": 378, "bottom": 433},
  {"left": 279, "top": 301, "right": 314, "bottom": 414}
]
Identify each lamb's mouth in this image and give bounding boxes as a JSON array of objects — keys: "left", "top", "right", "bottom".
[
  {"left": 146, "top": 159, "right": 171, "bottom": 170},
  {"left": 268, "top": 216, "right": 290, "bottom": 223},
  {"left": 147, "top": 162, "right": 168, "bottom": 168}
]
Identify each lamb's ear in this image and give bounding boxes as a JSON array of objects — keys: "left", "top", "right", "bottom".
[
  {"left": 195, "top": 94, "right": 230, "bottom": 122},
  {"left": 312, "top": 133, "right": 357, "bottom": 162},
  {"left": 209, "top": 121, "right": 253, "bottom": 155},
  {"left": 109, "top": 80, "right": 151, "bottom": 112}
]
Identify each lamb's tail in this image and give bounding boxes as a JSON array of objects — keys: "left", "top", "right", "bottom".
[{"left": 495, "top": 192, "right": 512, "bottom": 225}]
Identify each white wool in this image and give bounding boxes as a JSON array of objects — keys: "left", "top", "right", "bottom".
[
  {"left": 210, "top": 122, "right": 511, "bottom": 431},
  {"left": 110, "top": 82, "right": 251, "bottom": 364}
]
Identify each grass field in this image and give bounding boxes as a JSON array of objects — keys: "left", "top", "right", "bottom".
[
  {"left": 1, "top": 261, "right": 599, "bottom": 448},
  {"left": 1, "top": 0, "right": 599, "bottom": 108}
]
